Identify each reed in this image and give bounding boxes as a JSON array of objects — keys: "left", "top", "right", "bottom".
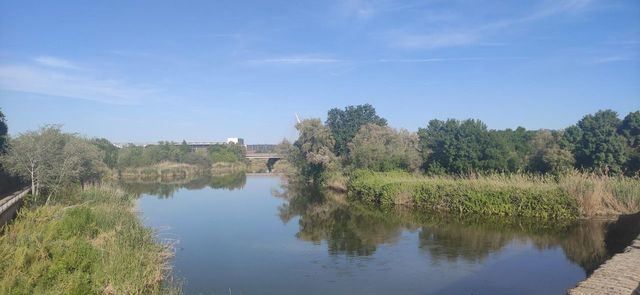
[
  {"left": 0, "top": 185, "right": 179, "bottom": 294},
  {"left": 347, "top": 170, "right": 640, "bottom": 219}
]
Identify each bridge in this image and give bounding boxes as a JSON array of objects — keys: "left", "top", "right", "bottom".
[{"left": 245, "top": 153, "right": 282, "bottom": 159}]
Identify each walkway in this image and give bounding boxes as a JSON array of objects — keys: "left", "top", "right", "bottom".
[{"left": 569, "top": 236, "right": 640, "bottom": 295}]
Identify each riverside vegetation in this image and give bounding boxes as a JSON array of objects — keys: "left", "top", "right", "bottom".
[
  {"left": 0, "top": 186, "right": 178, "bottom": 294},
  {"left": 0, "top": 110, "right": 178, "bottom": 294},
  {"left": 283, "top": 104, "right": 640, "bottom": 219}
]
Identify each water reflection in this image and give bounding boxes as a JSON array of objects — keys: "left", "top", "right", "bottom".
[
  {"left": 120, "top": 172, "right": 247, "bottom": 198},
  {"left": 273, "top": 177, "right": 640, "bottom": 276}
]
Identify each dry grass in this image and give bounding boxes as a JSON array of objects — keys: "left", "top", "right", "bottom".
[{"left": 560, "top": 172, "right": 640, "bottom": 216}]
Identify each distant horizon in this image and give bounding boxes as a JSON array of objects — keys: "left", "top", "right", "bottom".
[
  {"left": 1, "top": 0, "right": 638, "bottom": 143},
  {"left": 2, "top": 105, "right": 637, "bottom": 145}
]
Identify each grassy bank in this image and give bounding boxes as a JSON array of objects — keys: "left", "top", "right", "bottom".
[
  {"left": 0, "top": 186, "right": 177, "bottom": 294},
  {"left": 347, "top": 170, "right": 640, "bottom": 219}
]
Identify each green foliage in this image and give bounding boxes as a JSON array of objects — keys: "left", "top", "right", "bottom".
[
  {"left": 620, "top": 111, "right": 640, "bottom": 176},
  {"left": 566, "top": 110, "right": 627, "bottom": 174},
  {"left": 116, "top": 141, "right": 241, "bottom": 169},
  {"left": 208, "top": 143, "right": 245, "bottom": 163},
  {"left": 289, "top": 119, "right": 337, "bottom": 183},
  {"left": 348, "top": 124, "right": 420, "bottom": 172},
  {"left": 91, "top": 138, "right": 119, "bottom": 169},
  {"left": 418, "top": 119, "right": 512, "bottom": 174},
  {"left": 347, "top": 170, "right": 579, "bottom": 219},
  {"left": 0, "top": 108, "right": 7, "bottom": 154},
  {"left": 0, "top": 187, "right": 176, "bottom": 294},
  {"left": 326, "top": 104, "right": 387, "bottom": 157},
  {"left": 528, "top": 130, "right": 575, "bottom": 174},
  {"left": 0, "top": 126, "right": 106, "bottom": 201}
]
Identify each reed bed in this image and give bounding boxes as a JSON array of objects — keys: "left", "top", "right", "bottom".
[{"left": 347, "top": 170, "right": 640, "bottom": 219}]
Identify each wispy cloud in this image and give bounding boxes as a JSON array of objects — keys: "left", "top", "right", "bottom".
[
  {"left": 0, "top": 57, "right": 161, "bottom": 105},
  {"left": 588, "top": 55, "right": 637, "bottom": 64},
  {"left": 33, "top": 56, "right": 81, "bottom": 70},
  {"left": 386, "top": 0, "right": 596, "bottom": 49},
  {"left": 375, "top": 57, "right": 528, "bottom": 63},
  {"left": 245, "top": 55, "right": 342, "bottom": 65}
]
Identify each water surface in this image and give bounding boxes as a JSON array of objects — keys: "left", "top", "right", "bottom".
[{"left": 129, "top": 174, "right": 640, "bottom": 295}]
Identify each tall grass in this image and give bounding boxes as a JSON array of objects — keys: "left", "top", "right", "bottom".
[
  {"left": 347, "top": 170, "right": 640, "bottom": 219},
  {"left": 0, "top": 186, "right": 179, "bottom": 294}
]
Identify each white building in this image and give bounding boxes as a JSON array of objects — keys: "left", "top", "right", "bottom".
[{"left": 227, "top": 138, "right": 245, "bottom": 146}]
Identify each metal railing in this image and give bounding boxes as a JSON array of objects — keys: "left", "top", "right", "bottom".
[{"left": 0, "top": 188, "right": 30, "bottom": 216}]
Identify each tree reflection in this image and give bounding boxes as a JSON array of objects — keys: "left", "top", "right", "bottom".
[
  {"left": 120, "top": 172, "right": 247, "bottom": 198},
  {"left": 273, "top": 177, "right": 640, "bottom": 275}
]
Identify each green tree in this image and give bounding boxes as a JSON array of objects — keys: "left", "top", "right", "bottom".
[
  {"left": 208, "top": 143, "right": 245, "bottom": 163},
  {"left": 92, "top": 138, "right": 119, "bottom": 168},
  {"left": 289, "top": 119, "right": 337, "bottom": 183},
  {"left": 1, "top": 126, "right": 105, "bottom": 203},
  {"left": 619, "top": 111, "right": 640, "bottom": 176},
  {"left": 418, "top": 119, "right": 509, "bottom": 174},
  {"left": 0, "top": 109, "right": 7, "bottom": 154},
  {"left": 325, "top": 104, "right": 387, "bottom": 157},
  {"left": 566, "top": 110, "right": 627, "bottom": 174},
  {"left": 348, "top": 124, "right": 421, "bottom": 172},
  {"left": 528, "top": 130, "right": 575, "bottom": 174}
]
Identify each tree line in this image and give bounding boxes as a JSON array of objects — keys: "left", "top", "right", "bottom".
[
  {"left": 0, "top": 110, "right": 246, "bottom": 202},
  {"left": 284, "top": 104, "right": 640, "bottom": 182}
]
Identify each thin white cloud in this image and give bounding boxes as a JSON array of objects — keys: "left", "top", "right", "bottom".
[
  {"left": 33, "top": 56, "right": 81, "bottom": 70},
  {"left": 245, "top": 55, "right": 342, "bottom": 65},
  {"left": 375, "top": 57, "right": 527, "bottom": 63},
  {"left": 0, "top": 58, "right": 161, "bottom": 105},
  {"left": 386, "top": 0, "right": 597, "bottom": 49},
  {"left": 588, "top": 56, "right": 636, "bottom": 64},
  {"left": 389, "top": 32, "right": 480, "bottom": 50}
]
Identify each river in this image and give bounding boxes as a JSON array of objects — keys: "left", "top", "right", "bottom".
[{"left": 123, "top": 173, "right": 640, "bottom": 295}]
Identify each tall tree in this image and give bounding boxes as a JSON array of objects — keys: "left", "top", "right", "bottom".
[
  {"left": 418, "top": 119, "right": 510, "bottom": 174},
  {"left": 0, "top": 109, "right": 7, "bottom": 154},
  {"left": 325, "top": 104, "right": 387, "bottom": 157},
  {"left": 290, "top": 119, "right": 337, "bottom": 182},
  {"left": 348, "top": 124, "right": 420, "bottom": 172},
  {"left": 619, "top": 111, "right": 640, "bottom": 176},
  {"left": 92, "top": 138, "right": 119, "bottom": 168},
  {"left": 566, "top": 110, "right": 627, "bottom": 174},
  {"left": 528, "top": 130, "right": 575, "bottom": 174}
]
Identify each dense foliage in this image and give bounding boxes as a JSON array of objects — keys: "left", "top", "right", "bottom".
[
  {"left": 348, "top": 124, "right": 420, "bottom": 172},
  {"left": 115, "top": 141, "right": 244, "bottom": 169},
  {"left": 288, "top": 105, "right": 640, "bottom": 181},
  {"left": 0, "top": 109, "right": 7, "bottom": 154},
  {"left": 0, "top": 187, "right": 176, "bottom": 294},
  {"left": 347, "top": 170, "right": 580, "bottom": 219},
  {"left": 326, "top": 104, "right": 387, "bottom": 157},
  {"left": 287, "top": 119, "right": 337, "bottom": 183},
  {"left": 0, "top": 126, "right": 106, "bottom": 203}
]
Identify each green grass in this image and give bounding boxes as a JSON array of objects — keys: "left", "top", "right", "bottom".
[
  {"left": 347, "top": 170, "right": 580, "bottom": 219},
  {"left": 347, "top": 170, "right": 640, "bottom": 219},
  {"left": 0, "top": 186, "right": 178, "bottom": 294}
]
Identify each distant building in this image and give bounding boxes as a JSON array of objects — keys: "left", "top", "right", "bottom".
[{"left": 227, "top": 138, "right": 245, "bottom": 146}]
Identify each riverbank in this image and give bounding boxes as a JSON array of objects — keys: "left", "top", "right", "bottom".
[
  {"left": 0, "top": 186, "right": 177, "bottom": 294},
  {"left": 569, "top": 235, "right": 640, "bottom": 294},
  {"left": 347, "top": 170, "right": 640, "bottom": 219}
]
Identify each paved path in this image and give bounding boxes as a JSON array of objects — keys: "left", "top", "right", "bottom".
[{"left": 569, "top": 236, "right": 640, "bottom": 295}]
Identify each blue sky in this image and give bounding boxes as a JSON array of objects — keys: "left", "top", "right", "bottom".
[{"left": 0, "top": 0, "right": 638, "bottom": 144}]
